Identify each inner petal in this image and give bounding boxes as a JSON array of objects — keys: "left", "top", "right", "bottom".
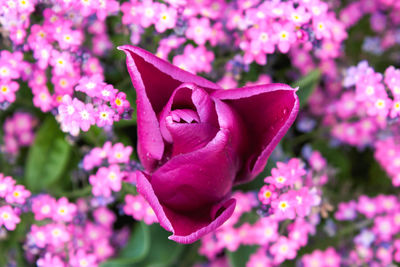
[{"left": 168, "top": 109, "right": 200, "bottom": 124}]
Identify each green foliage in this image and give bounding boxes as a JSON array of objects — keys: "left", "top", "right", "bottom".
[
  {"left": 227, "top": 245, "right": 257, "bottom": 267},
  {"left": 101, "top": 222, "right": 150, "bottom": 266},
  {"left": 25, "top": 116, "right": 71, "bottom": 193},
  {"left": 292, "top": 69, "right": 321, "bottom": 108},
  {"left": 102, "top": 223, "right": 184, "bottom": 267}
]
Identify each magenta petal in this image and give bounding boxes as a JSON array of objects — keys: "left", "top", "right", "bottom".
[
  {"left": 192, "top": 87, "right": 219, "bottom": 127},
  {"left": 118, "top": 47, "right": 165, "bottom": 171},
  {"left": 158, "top": 84, "right": 196, "bottom": 143},
  {"left": 212, "top": 84, "right": 299, "bottom": 183},
  {"left": 166, "top": 121, "right": 218, "bottom": 156},
  {"left": 118, "top": 46, "right": 221, "bottom": 114},
  {"left": 137, "top": 171, "right": 236, "bottom": 244},
  {"left": 150, "top": 130, "right": 238, "bottom": 212},
  {"left": 213, "top": 98, "right": 247, "bottom": 156},
  {"left": 118, "top": 45, "right": 221, "bottom": 171}
]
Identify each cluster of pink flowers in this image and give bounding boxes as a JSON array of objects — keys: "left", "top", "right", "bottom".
[
  {"left": 2, "top": 112, "right": 37, "bottom": 155},
  {"left": 197, "top": 151, "right": 329, "bottom": 266},
  {"left": 328, "top": 62, "right": 394, "bottom": 147},
  {"left": 0, "top": 173, "right": 31, "bottom": 231},
  {"left": 258, "top": 155, "right": 324, "bottom": 220},
  {"left": 27, "top": 195, "right": 124, "bottom": 267},
  {"left": 375, "top": 138, "right": 400, "bottom": 186},
  {"left": 236, "top": 0, "right": 347, "bottom": 65},
  {"left": 123, "top": 193, "right": 157, "bottom": 225},
  {"left": 83, "top": 141, "right": 133, "bottom": 197},
  {"left": 0, "top": 50, "right": 29, "bottom": 108},
  {"left": 301, "top": 247, "right": 341, "bottom": 267},
  {"left": 340, "top": 0, "right": 400, "bottom": 54},
  {"left": 313, "top": 61, "right": 400, "bottom": 186},
  {"left": 0, "top": 0, "right": 131, "bottom": 135},
  {"left": 57, "top": 79, "right": 131, "bottom": 135},
  {"left": 334, "top": 194, "right": 400, "bottom": 266},
  {"left": 119, "top": 0, "right": 346, "bottom": 78},
  {"left": 83, "top": 141, "right": 157, "bottom": 224}
]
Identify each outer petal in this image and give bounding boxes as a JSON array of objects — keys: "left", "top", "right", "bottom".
[
  {"left": 150, "top": 130, "right": 238, "bottom": 212},
  {"left": 137, "top": 171, "right": 236, "bottom": 244},
  {"left": 212, "top": 83, "right": 299, "bottom": 183},
  {"left": 118, "top": 45, "right": 221, "bottom": 171}
]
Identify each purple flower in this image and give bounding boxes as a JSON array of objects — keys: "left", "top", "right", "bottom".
[{"left": 119, "top": 45, "right": 298, "bottom": 243}]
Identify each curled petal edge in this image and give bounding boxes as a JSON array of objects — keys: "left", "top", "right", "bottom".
[
  {"left": 212, "top": 84, "right": 299, "bottom": 183},
  {"left": 251, "top": 89, "right": 299, "bottom": 177},
  {"left": 136, "top": 171, "right": 236, "bottom": 244}
]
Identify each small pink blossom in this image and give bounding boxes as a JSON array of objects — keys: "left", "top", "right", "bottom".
[
  {"left": 31, "top": 194, "right": 56, "bottom": 221},
  {"left": 52, "top": 197, "right": 77, "bottom": 223},
  {"left": 0, "top": 205, "right": 20, "bottom": 231},
  {"left": 5, "top": 184, "right": 31, "bottom": 205}
]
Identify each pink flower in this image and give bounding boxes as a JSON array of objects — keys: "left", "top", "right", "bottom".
[
  {"left": 123, "top": 194, "right": 158, "bottom": 225},
  {"left": 216, "top": 226, "right": 240, "bottom": 252},
  {"left": 288, "top": 219, "right": 312, "bottom": 247},
  {"left": 0, "top": 205, "right": 20, "bottom": 231},
  {"left": 55, "top": 26, "right": 83, "bottom": 50},
  {"left": 273, "top": 22, "right": 296, "bottom": 53},
  {"left": 58, "top": 95, "right": 80, "bottom": 135},
  {"left": 93, "top": 239, "right": 114, "bottom": 260},
  {"left": 357, "top": 196, "right": 378, "bottom": 218},
  {"left": 76, "top": 75, "right": 104, "bottom": 98},
  {"left": 258, "top": 184, "right": 278, "bottom": 205},
  {"left": 90, "top": 165, "right": 123, "bottom": 197},
  {"left": 247, "top": 248, "right": 272, "bottom": 267},
  {"left": 69, "top": 249, "right": 98, "bottom": 267},
  {"left": 271, "top": 192, "right": 296, "bottom": 220},
  {"left": 335, "top": 200, "right": 358, "bottom": 221},
  {"left": 31, "top": 194, "right": 56, "bottom": 221},
  {"left": 248, "top": 219, "right": 277, "bottom": 246},
  {"left": 154, "top": 4, "right": 177, "bottom": 33},
  {"left": 74, "top": 101, "right": 96, "bottom": 132},
  {"left": 108, "top": 143, "right": 133, "bottom": 164},
  {"left": 0, "top": 174, "right": 15, "bottom": 198},
  {"left": 111, "top": 92, "right": 130, "bottom": 114},
  {"left": 372, "top": 216, "right": 395, "bottom": 241},
  {"left": 46, "top": 223, "right": 70, "bottom": 247},
  {"left": 121, "top": 0, "right": 141, "bottom": 25},
  {"left": 0, "top": 81, "right": 19, "bottom": 103},
  {"left": 32, "top": 87, "right": 53, "bottom": 112},
  {"left": 302, "top": 247, "right": 341, "bottom": 267},
  {"left": 186, "top": 17, "right": 212, "bottom": 45},
  {"left": 270, "top": 236, "right": 298, "bottom": 264},
  {"left": 37, "top": 253, "right": 65, "bottom": 267},
  {"left": 50, "top": 50, "right": 73, "bottom": 76},
  {"left": 93, "top": 207, "right": 116, "bottom": 227},
  {"left": 96, "top": 105, "right": 115, "bottom": 127},
  {"left": 52, "top": 197, "right": 77, "bottom": 223},
  {"left": 5, "top": 184, "right": 31, "bottom": 204},
  {"left": 99, "top": 84, "right": 117, "bottom": 102},
  {"left": 293, "top": 188, "right": 318, "bottom": 217},
  {"left": 28, "top": 225, "right": 49, "bottom": 248},
  {"left": 139, "top": 0, "right": 158, "bottom": 28}
]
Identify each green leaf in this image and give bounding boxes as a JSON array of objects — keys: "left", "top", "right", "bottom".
[
  {"left": 227, "top": 245, "right": 257, "bottom": 267},
  {"left": 25, "top": 116, "right": 71, "bottom": 193},
  {"left": 102, "top": 223, "right": 184, "bottom": 267},
  {"left": 138, "top": 224, "right": 184, "bottom": 267},
  {"left": 292, "top": 69, "right": 321, "bottom": 108},
  {"left": 101, "top": 222, "right": 150, "bottom": 267}
]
